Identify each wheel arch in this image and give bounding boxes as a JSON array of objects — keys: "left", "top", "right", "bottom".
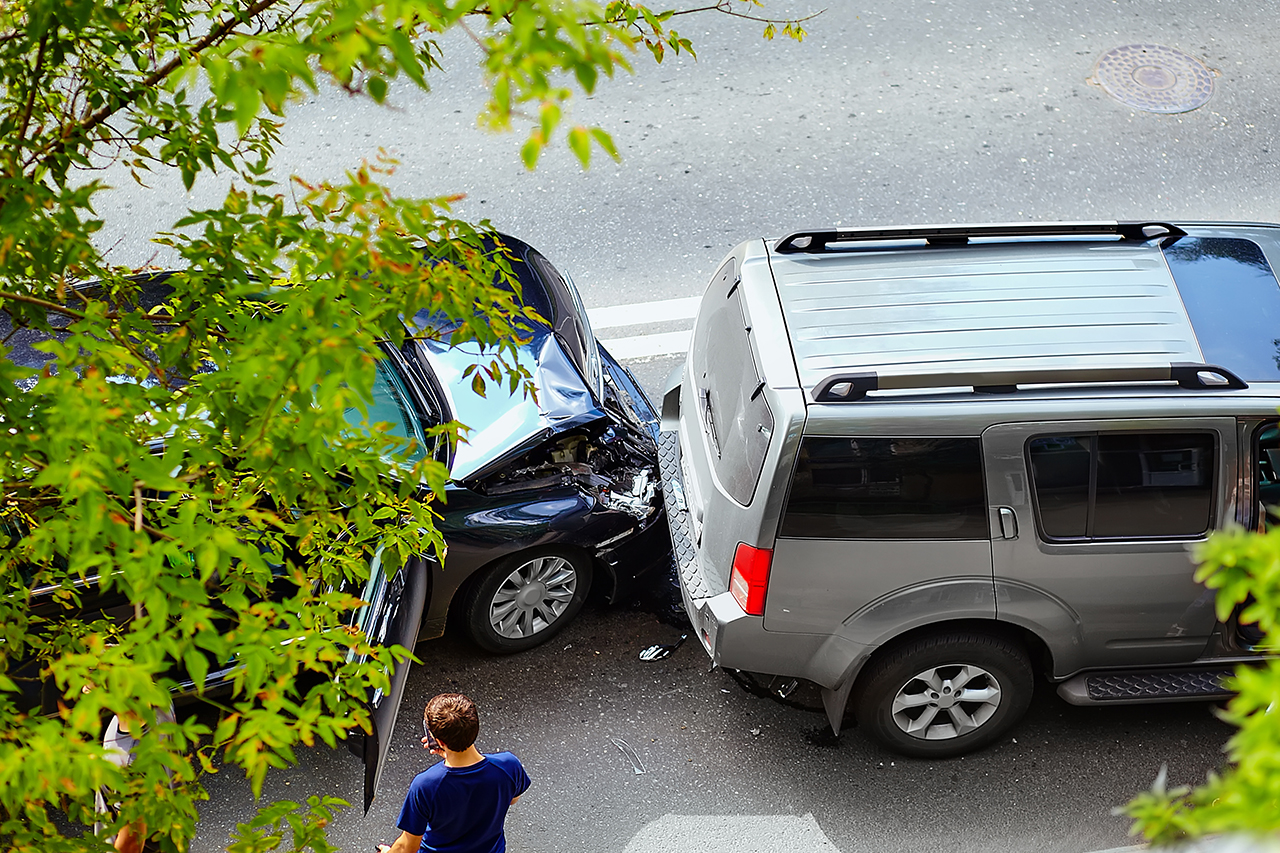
[
  {"left": 852, "top": 618, "right": 1053, "bottom": 692},
  {"left": 448, "top": 540, "right": 600, "bottom": 610},
  {"left": 818, "top": 617, "right": 1054, "bottom": 736},
  {"left": 847, "top": 622, "right": 1040, "bottom": 757}
]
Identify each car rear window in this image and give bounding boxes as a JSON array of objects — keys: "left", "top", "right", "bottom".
[
  {"left": 1027, "top": 432, "right": 1215, "bottom": 540},
  {"left": 780, "top": 437, "right": 988, "bottom": 539},
  {"left": 1165, "top": 236, "right": 1280, "bottom": 382}
]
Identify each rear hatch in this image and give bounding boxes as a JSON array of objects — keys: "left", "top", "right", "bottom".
[{"left": 680, "top": 257, "right": 776, "bottom": 594}]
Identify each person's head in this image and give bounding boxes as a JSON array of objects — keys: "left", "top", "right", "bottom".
[{"left": 424, "top": 693, "right": 479, "bottom": 752}]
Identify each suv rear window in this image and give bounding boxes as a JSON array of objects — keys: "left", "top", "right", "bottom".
[
  {"left": 1027, "top": 432, "right": 1215, "bottom": 540},
  {"left": 780, "top": 437, "right": 988, "bottom": 539}
]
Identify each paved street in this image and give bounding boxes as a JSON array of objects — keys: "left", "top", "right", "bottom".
[
  {"left": 191, "top": 604, "right": 1229, "bottom": 853},
  {"left": 83, "top": 1, "right": 1280, "bottom": 850}
]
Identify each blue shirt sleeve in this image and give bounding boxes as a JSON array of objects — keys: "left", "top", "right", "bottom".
[{"left": 493, "top": 752, "right": 531, "bottom": 799}]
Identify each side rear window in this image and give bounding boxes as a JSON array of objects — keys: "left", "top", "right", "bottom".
[
  {"left": 690, "top": 259, "right": 773, "bottom": 505},
  {"left": 1027, "top": 432, "right": 1215, "bottom": 540},
  {"left": 780, "top": 437, "right": 988, "bottom": 540}
]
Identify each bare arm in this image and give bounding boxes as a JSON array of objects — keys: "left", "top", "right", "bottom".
[{"left": 377, "top": 830, "right": 423, "bottom": 853}]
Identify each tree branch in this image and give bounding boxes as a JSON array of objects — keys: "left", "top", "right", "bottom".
[
  {"left": 609, "top": 1, "right": 824, "bottom": 28},
  {"left": 13, "top": 29, "right": 49, "bottom": 152},
  {"left": 0, "top": 290, "right": 88, "bottom": 321},
  {"left": 25, "top": 0, "right": 287, "bottom": 171}
]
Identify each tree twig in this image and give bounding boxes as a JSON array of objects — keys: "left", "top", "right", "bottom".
[{"left": 25, "top": 0, "right": 287, "bottom": 171}]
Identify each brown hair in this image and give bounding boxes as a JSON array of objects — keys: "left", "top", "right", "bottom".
[{"left": 424, "top": 693, "right": 479, "bottom": 751}]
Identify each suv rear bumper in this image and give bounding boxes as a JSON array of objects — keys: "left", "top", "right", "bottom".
[{"left": 658, "top": 427, "right": 834, "bottom": 680}]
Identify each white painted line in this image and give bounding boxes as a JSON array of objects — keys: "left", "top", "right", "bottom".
[
  {"left": 588, "top": 296, "right": 700, "bottom": 330},
  {"left": 624, "top": 814, "right": 840, "bottom": 853},
  {"left": 600, "top": 329, "right": 691, "bottom": 360}
]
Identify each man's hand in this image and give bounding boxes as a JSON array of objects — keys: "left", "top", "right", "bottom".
[{"left": 377, "top": 830, "right": 423, "bottom": 853}]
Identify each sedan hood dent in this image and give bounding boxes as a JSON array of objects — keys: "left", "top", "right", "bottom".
[{"left": 411, "top": 328, "right": 606, "bottom": 482}]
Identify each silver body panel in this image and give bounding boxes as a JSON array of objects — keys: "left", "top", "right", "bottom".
[
  {"left": 771, "top": 241, "right": 1203, "bottom": 386},
  {"left": 659, "top": 222, "right": 1280, "bottom": 702}
]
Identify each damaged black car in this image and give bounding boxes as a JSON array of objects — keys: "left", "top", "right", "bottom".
[{"left": 378, "top": 234, "right": 670, "bottom": 653}]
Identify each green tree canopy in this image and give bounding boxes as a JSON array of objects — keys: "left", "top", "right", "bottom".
[
  {"left": 1122, "top": 526, "right": 1280, "bottom": 845},
  {"left": 0, "top": 2, "right": 809, "bottom": 851}
]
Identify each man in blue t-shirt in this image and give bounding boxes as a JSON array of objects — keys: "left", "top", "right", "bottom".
[{"left": 376, "top": 693, "right": 530, "bottom": 853}]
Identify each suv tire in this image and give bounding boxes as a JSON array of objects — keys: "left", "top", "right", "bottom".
[
  {"left": 463, "top": 547, "right": 592, "bottom": 654},
  {"left": 853, "top": 631, "right": 1033, "bottom": 758}
]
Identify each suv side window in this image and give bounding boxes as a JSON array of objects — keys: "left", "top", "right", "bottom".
[
  {"left": 1027, "top": 432, "right": 1215, "bottom": 540},
  {"left": 780, "top": 437, "right": 987, "bottom": 539}
]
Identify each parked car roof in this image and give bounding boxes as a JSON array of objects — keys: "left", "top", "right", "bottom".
[{"left": 752, "top": 221, "right": 1280, "bottom": 402}]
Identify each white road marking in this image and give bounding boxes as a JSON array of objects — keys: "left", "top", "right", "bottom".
[
  {"left": 599, "top": 329, "right": 691, "bottom": 360},
  {"left": 623, "top": 814, "right": 841, "bottom": 853},
  {"left": 588, "top": 296, "right": 700, "bottom": 330}
]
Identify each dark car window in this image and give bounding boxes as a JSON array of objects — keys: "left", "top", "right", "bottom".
[
  {"left": 781, "top": 437, "right": 988, "bottom": 540},
  {"left": 343, "top": 362, "right": 427, "bottom": 467},
  {"left": 1028, "top": 432, "right": 1215, "bottom": 540},
  {"left": 1165, "top": 237, "right": 1280, "bottom": 382}
]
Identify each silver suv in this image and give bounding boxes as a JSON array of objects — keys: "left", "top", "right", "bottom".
[{"left": 658, "top": 221, "right": 1280, "bottom": 757}]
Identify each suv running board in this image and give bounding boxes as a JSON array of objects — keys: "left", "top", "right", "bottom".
[{"left": 1056, "top": 668, "right": 1236, "bottom": 706}]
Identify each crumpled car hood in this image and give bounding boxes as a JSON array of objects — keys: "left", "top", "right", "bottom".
[{"left": 411, "top": 327, "right": 606, "bottom": 482}]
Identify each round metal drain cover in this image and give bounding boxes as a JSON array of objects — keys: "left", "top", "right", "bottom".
[{"left": 1091, "top": 44, "right": 1214, "bottom": 113}]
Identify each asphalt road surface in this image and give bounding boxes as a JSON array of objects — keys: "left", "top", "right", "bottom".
[
  {"left": 191, "top": 604, "right": 1229, "bottom": 853},
  {"left": 81, "top": 1, "right": 1280, "bottom": 850}
]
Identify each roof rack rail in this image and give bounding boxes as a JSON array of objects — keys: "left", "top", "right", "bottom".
[
  {"left": 774, "top": 221, "right": 1187, "bottom": 254},
  {"left": 811, "top": 362, "right": 1247, "bottom": 403}
]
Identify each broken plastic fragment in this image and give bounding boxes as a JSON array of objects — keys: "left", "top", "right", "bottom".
[
  {"left": 609, "top": 737, "right": 646, "bottom": 774},
  {"left": 639, "top": 633, "right": 688, "bottom": 661}
]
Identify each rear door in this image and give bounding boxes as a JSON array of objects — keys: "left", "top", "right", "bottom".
[
  {"left": 765, "top": 436, "right": 995, "bottom": 637},
  {"left": 343, "top": 545, "right": 430, "bottom": 811},
  {"left": 983, "top": 419, "right": 1233, "bottom": 671}
]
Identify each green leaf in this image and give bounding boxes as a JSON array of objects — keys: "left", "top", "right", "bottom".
[
  {"left": 183, "top": 650, "right": 210, "bottom": 694},
  {"left": 521, "top": 136, "right": 542, "bottom": 170},
  {"left": 232, "top": 86, "right": 261, "bottom": 137},
  {"left": 590, "top": 128, "right": 620, "bottom": 161},
  {"left": 574, "top": 62, "right": 599, "bottom": 93},
  {"left": 567, "top": 127, "right": 591, "bottom": 168}
]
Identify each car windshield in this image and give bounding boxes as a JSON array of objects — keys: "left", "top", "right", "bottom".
[{"left": 343, "top": 361, "right": 428, "bottom": 469}]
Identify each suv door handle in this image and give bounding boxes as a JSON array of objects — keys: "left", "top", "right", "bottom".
[{"left": 998, "top": 507, "right": 1019, "bottom": 540}]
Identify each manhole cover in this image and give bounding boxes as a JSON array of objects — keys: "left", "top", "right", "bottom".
[{"left": 1091, "top": 44, "right": 1215, "bottom": 113}]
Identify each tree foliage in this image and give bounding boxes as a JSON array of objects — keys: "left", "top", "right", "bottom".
[
  {"left": 0, "top": 1, "right": 810, "bottom": 851},
  {"left": 1122, "top": 526, "right": 1280, "bottom": 845}
]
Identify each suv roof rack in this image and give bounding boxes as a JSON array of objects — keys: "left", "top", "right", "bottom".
[
  {"left": 812, "top": 363, "right": 1247, "bottom": 403},
  {"left": 774, "top": 221, "right": 1187, "bottom": 254}
]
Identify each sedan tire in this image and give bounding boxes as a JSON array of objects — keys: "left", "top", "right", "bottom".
[
  {"left": 463, "top": 547, "right": 593, "bottom": 654},
  {"left": 853, "top": 631, "right": 1033, "bottom": 758}
]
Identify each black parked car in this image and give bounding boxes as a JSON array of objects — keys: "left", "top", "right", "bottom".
[
  {"left": 385, "top": 234, "right": 670, "bottom": 652},
  {"left": 2, "top": 235, "right": 667, "bottom": 804},
  {"left": 4, "top": 235, "right": 668, "bottom": 657}
]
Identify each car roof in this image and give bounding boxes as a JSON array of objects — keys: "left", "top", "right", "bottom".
[{"left": 758, "top": 222, "right": 1280, "bottom": 402}]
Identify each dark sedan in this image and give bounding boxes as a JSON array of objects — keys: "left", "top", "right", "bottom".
[{"left": 367, "top": 234, "right": 670, "bottom": 653}]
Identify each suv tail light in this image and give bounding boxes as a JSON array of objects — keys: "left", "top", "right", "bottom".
[{"left": 729, "top": 543, "right": 772, "bottom": 616}]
